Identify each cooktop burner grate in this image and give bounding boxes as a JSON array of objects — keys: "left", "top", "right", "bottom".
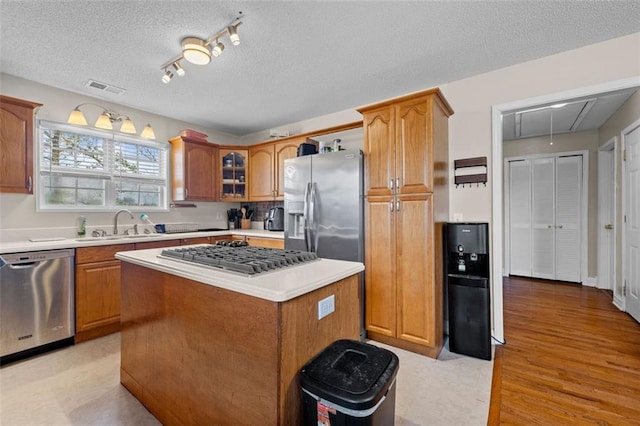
[{"left": 158, "top": 244, "right": 318, "bottom": 276}]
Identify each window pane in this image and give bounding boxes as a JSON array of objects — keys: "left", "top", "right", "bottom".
[
  {"left": 116, "top": 191, "right": 140, "bottom": 206},
  {"left": 38, "top": 121, "right": 167, "bottom": 211},
  {"left": 77, "top": 189, "right": 105, "bottom": 205}
]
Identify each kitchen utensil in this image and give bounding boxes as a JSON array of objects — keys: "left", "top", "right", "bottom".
[{"left": 240, "top": 207, "right": 247, "bottom": 219}]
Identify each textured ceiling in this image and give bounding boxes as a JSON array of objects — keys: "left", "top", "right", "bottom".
[{"left": 1, "top": 1, "right": 639, "bottom": 136}]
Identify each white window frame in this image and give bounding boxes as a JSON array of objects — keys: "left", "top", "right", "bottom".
[{"left": 36, "top": 120, "right": 170, "bottom": 212}]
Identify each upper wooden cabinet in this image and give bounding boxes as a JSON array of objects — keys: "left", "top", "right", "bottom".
[
  {"left": 169, "top": 136, "right": 217, "bottom": 201},
  {"left": 219, "top": 148, "right": 248, "bottom": 201},
  {"left": 0, "top": 95, "right": 42, "bottom": 194},
  {"left": 249, "top": 138, "right": 300, "bottom": 201},
  {"left": 359, "top": 90, "right": 453, "bottom": 197}
]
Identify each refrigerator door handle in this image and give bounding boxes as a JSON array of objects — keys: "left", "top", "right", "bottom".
[
  {"left": 309, "top": 182, "right": 318, "bottom": 252},
  {"left": 303, "top": 182, "right": 312, "bottom": 252}
]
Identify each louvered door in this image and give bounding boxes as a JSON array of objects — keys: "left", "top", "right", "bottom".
[
  {"left": 532, "top": 158, "right": 556, "bottom": 279},
  {"left": 509, "top": 160, "right": 532, "bottom": 276},
  {"left": 555, "top": 155, "right": 582, "bottom": 282}
]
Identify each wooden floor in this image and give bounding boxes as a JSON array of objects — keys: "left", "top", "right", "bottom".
[{"left": 489, "top": 276, "right": 640, "bottom": 425}]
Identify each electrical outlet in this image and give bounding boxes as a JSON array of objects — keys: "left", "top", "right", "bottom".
[{"left": 318, "top": 295, "right": 335, "bottom": 320}]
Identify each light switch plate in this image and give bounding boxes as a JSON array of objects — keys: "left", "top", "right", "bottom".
[{"left": 318, "top": 295, "right": 335, "bottom": 320}]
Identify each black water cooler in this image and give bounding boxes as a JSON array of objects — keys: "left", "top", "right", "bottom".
[{"left": 444, "top": 223, "right": 491, "bottom": 360}]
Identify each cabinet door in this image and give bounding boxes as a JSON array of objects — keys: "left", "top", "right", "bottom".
[
  {"left": 363, "top": 107, "right": 395, "bottom": 197},
  {"left": 220, "top": 149, "right": 248, "bottom": 201},
  {"left": 275, "top": 140, "right": 300, "bottom": 200},
  {"left": 555, "top": 155, "right": 582, "bottom": 282},
  {"left": 396, "top": 194, "right": 437, "bottom": 347},
  {"left": 396, "top": 97, "right": 433, "bottom": 194},
  {"left": 249, "top": 145, "right": 275, "bottom": 201},
  {"left": 364, "top": 196, "right": 397, "bottom": 337},
  {"left": 0, "top": 96, "right": 41, "bottom": 194},
  {"left": 184, "top": 142, "right": 216, "bottom": 201},
  {"left": 75, "top": 260, "right": 122, "bottom": 333}
]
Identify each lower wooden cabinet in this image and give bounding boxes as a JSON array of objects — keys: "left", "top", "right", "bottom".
[
  {"left": 75, "top": 244, "right": 134, "bottom": 343},
  {"left": 365, "top": 194, "right": 443, "bottom": 358}
]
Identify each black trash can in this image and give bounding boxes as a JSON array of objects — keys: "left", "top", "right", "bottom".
[{"left": 300, "top": 339, "right": 399, "bottom": 425}]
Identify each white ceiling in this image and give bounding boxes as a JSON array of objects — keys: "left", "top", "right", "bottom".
[
  {"left": 502, "top": 88, "right": 637, "bottom": 141},
  {"left": 1, "top": 1, "right": 639, "bottom": 136}
]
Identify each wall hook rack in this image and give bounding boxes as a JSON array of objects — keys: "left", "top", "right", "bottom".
[{"left": 454, "top": 156, "right": 487, "bottom": 188}]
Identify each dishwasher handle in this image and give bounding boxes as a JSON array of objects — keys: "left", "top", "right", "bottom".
[{"left": 7, "top": 262, "right": 40, "bottom": 269}]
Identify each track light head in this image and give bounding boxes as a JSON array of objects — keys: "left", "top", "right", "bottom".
[
  {"left": 162, "top": 69, "right": 174, "bottom": 84},
  {"left": 212, "top": 41, "right": 225, "bottom": 57},
  {"left": 228, "top": 25, "right": 240, "bottom": 45},
  {"left": 172, "top": 61, "right": 185, "bottom": 77}
]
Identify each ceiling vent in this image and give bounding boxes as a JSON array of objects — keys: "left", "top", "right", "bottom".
[{"left": 84, "top": 79, "right": 126, "bottom": 95}]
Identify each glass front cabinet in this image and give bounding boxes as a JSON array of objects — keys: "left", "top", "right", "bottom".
[{"left": 219, "top": 148, "right": 248, "bottom": 201}]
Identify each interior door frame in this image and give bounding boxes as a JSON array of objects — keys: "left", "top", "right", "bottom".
[
  {"left": 504, "top": 151, "right": 588, "bottom": 283},
  {"left": 621, "top": 117, "right": 640, "bottom": 316},
  {"left": 490, "top": 77, "right": 640, "bottom": 343},
  {"left": 597, "top": 138, "right": 617, "bottom": 294}
]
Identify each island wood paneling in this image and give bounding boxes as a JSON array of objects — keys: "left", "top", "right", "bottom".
[
  {"left": 489, "top": 276, "right": 640, "bottom": 424},
  {"left": 120, "top": 263, "right": 360, "bottom": 425}
]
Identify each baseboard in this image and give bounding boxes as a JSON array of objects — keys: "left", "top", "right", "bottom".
[{"left": 583, "top": 276, "right": 598, "bottom": 287}]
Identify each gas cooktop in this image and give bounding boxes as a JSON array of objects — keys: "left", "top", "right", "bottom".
[{"left": 158, "top": 244, "right": 318, "bottom": 277}]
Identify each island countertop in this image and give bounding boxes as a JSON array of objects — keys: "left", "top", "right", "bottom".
[{"left": 115, "top": 246, "right": 364, "bottom": 302}]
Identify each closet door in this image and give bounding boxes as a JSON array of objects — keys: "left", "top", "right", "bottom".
[
  {"left": 531, "top": 158, "right": 556, "bottom": 279},
  {"left": 509, "top": 160, "right": 532, "bottom": 276},
  {"left": 555, "top": 155, "right": 582, "bottom": 282}
]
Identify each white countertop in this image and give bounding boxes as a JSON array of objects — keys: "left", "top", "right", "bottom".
[
  {"left": 115, "top": 246, "right": 364, "bottom": 302},
  {"left": 0, "top": 229, "right": 283, "bottom": 254}
]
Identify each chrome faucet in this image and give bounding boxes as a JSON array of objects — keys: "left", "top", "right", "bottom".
[{"left": 113, "top": 209, "right": 134, "bottom": 234}]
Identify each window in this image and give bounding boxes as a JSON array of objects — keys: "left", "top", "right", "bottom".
[{"left": 37, "top": 120, "right": 169, "bottom": 211}]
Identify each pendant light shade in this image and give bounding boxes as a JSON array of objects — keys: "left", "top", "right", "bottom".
[
  {"left": 67, "top": 107, "right": 88, "bottom": 126},
  {"left": 120, "top": 117, "right": 137, "bottom": 134},
  {"left": 182, "top": 37, "right": 212, "bottom": 65},
  {"left": 95, "top": 112, "right": 113, "bottom": 130},
  {"left": 141, "top": 124, "right": 156, "bottom": 140}
]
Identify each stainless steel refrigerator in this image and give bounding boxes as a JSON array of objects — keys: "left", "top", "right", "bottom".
[{"left": 284, "top": 149, "right": 364, "bottom": 263}]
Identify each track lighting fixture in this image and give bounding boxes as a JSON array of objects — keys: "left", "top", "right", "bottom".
[
  {"left": 67, "top": 103, "right": 156, "bottom": 140},
  {"left": 162, "top": 69, "right": 174, "bottom": 84},
  {"left": 172, "top": 61, "right": 185, "bottom": 77},
  {"left": 160, "top": 13, "right": 243, "bottom": 84},
  {"left": 212, "top": 40, "right": 225, "bottom": 57}
]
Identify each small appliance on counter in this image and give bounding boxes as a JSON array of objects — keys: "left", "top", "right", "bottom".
[{"left": 265, "top": 207, "right": 284, "bottom": 231}]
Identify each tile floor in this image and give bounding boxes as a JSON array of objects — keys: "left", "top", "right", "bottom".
[{"left": 0, "top": 334, "right": 492, "bottom": 425}]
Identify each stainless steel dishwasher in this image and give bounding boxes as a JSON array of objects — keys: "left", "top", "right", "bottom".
[{"left": 0, "top": 249, "right": 75, "bottom": 364}]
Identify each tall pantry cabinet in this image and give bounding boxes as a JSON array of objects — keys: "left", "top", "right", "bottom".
[{"left": 358, "top": 88, "right": 453, "bottom": 358}]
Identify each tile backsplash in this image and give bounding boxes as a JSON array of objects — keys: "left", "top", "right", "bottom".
[{"left": 243, "top": 201, "right": 284, "bottom": 221}]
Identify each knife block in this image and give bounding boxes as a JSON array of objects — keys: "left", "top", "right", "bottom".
[{"left": 241, "top": 219, "right": 251, "bottom": 229}]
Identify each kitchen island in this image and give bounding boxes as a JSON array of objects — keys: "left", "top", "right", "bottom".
[{"left": 115, "top": 246, "right": 364, "bottom": 425}]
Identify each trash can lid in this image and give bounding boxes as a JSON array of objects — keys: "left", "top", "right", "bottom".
[{"left": 300, "top": 340, "right": 399, "bottom": 410}]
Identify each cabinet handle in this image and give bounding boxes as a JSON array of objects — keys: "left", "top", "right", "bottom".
[
  {"left": 396, "top": 200, "right": 400, "bottom": 212},
  {"left": 396, "top": 177, "right": 400, "bottom": 189},
  {"left": 389, "top": 201, "right": 394, "bottom": 213},
  {"left": 185, "top": 188, "right": 188, "bottom": 199},
  {"left": 547, "top": 225, "right": 553, "bottom": 229},
  {"left": 557, "top": 225, "right": 563, "bottom": 229},
  {"left": 26, "top": 176, "right": 32, "bottom": 192},
  {"left": 390, "top": 179, "right": 395, "bottom": 190}
]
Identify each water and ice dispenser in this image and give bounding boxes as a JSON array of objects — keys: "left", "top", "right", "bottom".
[{"left": 444, "top": 223, "right": 491, "bottom": 360}]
